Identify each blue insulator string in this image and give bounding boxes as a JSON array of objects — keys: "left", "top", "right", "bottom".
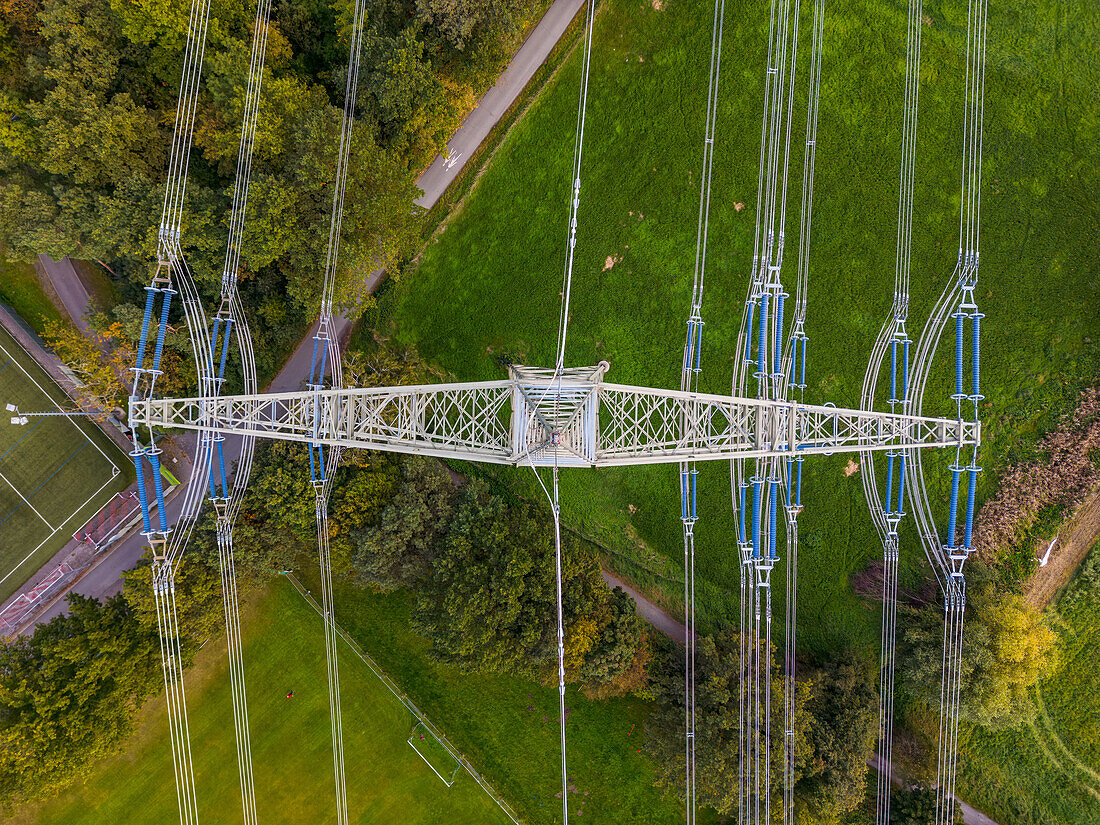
[
  {"left": 208, "top": 317, "right": 222, "bottom": 370},
  {"left": 217, "top": 440, "right": 229, "bottom": 493},
  {"left": 757, "top": 294, "right": 770, "bottom": 381},
  {"left": 773, "top": 294, "right": 785, "bottom": 374},
  {"left": 218, "top": 318, "right": 234, "bottom": 380},
  {"left": 896, "top": 453, "right": 906, "bottom": 515},
  {"left": 151, "top": 290, "right": 174, "bottom": 373},
  {"left": 795, "top": 457, "right": 803, "bottom": 507},
  {"left": 963, "top": 467, "right": 978, "bottom": 549},
  {"left": 135, "top": 288, "right": 157, "bottom": 370},
  {"left": 785, "top": 459, "right": 794, "bottom": 507},
  {"left": 885, "top": 453, "right": 896, "bottom": 515},
  {"left": 309, "top": 339, "right": 320, "bottom": 383},
  {"left": 739, "top": 483, "right": 749, "bottom": 544},
  {"left": 946, "top": 468, "right": 961, "bottom": 548},
  {"left": 148, "top": 452, "right": 169, "bottom": 532},
  {"left": 768, "top": 480, "right": 779, "bottom": 559},
  {"left": 901, "top": 339, "right": 910, "bottom": 398},
  {"left": 316, "top": 339, "right": 329, "bottom": 385},
  {"left": 799, "top": 336, "right": 807, "bottom": 388},
  {"left": 744, "top": 300, "right": 757, "bottom": 365},
  {"left": 691, "top": 468, "right": 698, "bottom": 520},
  {"left": 889, "top": 340, "right": 898, "bottom": 404},
  {"left": 693, "top": 324, "right": 704, "bottom": 373},
  {"left": 132, "top": 451, "right": 153, "bottom": 534},
  {"left": 752, "top": 479, "right": 763, "bottom": 560}
]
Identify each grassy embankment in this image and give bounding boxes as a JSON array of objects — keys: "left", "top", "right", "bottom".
[{"left": 0, "top": 258, "right": 66, "bottom": 335}]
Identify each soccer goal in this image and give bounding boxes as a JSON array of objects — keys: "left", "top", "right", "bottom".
[{"left": 407, "top": 722, "right": 461, "bottom": 787}]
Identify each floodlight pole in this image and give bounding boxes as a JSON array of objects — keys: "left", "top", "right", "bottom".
[{"left": 5, "top": 403, "right": 107, "bottom": 425}]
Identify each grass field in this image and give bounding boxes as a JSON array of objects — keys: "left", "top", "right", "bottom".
[
  {"left": 19, "top": 578, "right": 517, "bottom": 825},
  {"left": 294, "top": 566, "right": 708, "bottom": 825},
  {"left": 408, "top": 723, "right": 462, "bottom": 785},
  {"left": 955, "top": 541, "right": 1100, "bottom": 824},
  {"left": 379, "top": 0, "right": 1100, "bottom": 646},
  {"left": 0, "top": 259, "right": 66, "bottom": 335},
  {"left": 376, "top": 0, "right": 1098, "bottom": 818},
  {"left": 0, "top": 324, "right": 129, "bottom": 602}
]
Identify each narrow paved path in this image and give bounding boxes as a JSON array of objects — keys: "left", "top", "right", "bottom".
[
  {"left": 36, "top": 254, "right": 94, "bottom": 335},
  {"left": 415, "top": 0, "right": 585, "bottom": 208},
  {"left": 601, "top": 568, "right": 686, "bottom": 644}
]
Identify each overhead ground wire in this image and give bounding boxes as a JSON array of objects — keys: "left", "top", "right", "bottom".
[{"left": 306, "top": 0, "right": 370, "bottom": 819}]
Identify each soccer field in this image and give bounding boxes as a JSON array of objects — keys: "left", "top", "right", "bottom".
[
  {"left": 0, "top": 323, "right": 129, "bottom": 602},
  {"left": 22, "top": 578, "right": 515, "bottom": 825}
]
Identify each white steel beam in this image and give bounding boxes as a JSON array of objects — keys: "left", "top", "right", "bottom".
[{"left": 130, "top": 365, "right": 978, "bottom": 467}]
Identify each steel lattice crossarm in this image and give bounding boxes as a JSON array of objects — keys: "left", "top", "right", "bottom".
[{"left": 129, "top": 363, "right": 979, "bottom": 467}]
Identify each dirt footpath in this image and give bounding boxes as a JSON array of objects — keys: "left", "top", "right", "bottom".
[{"left": 1026, "top": 485, "right": 1100, "bottom": 609}]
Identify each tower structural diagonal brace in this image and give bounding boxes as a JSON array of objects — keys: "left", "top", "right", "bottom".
[{"left": 131, "top": 364, "right": 979, "bottom": 467}]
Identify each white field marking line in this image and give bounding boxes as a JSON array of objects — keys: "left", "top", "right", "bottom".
[
  {"left": 0, "top": 529, "right": 57, "bottom": 590},
  {"left": 407, "top": 734, "right": 457, "bottom": 787},
  {"left": 0, "top": 465, "right": 54, "bottom": 528},
  {"left": 0, "top": 457, "right": 118, "bottom": 590},
  {"left": 286, "top": 574, "right": 522, "bottom": 824},
  {"left": 0, "top": 334, "right": 122, "bottom": 472}
]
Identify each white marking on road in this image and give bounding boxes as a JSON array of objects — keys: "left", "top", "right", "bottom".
[
  {"left": 442, "top": 148, "right": 462, "bottom": 170},
  {"left": 1038, "top": 537, "right": 1057, "bottom": 568}
]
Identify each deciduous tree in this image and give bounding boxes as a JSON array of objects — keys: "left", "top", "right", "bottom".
[
  {"left": 0, "top": 594, "right": 161, "bottom": 804},
  {"left": 43, "top": 319, "right": 132, "bottom": 414},
  {"left": 899, "top": 563, "right": 1057, "bottom": 730}
]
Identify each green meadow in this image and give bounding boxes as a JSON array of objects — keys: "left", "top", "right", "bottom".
[
  {"left": 21, "top": 579, "right": 516, "bottom": 825},
  {"left": 19, "top": 574, "right": 696, "bottom": 825},
  {"left": 380, "top": 0, "right": 1100, "bottom": 648}
]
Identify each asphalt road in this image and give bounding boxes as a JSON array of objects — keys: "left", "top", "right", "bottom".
[
  {"left": 32, "top": 0, "right": 586, "bottom": 623},
  {"left": 37, "top": 254, "right": 94, "bottom": 336},
  {"left": 414, "top": 0, "right": 585, "bottom": 208}
]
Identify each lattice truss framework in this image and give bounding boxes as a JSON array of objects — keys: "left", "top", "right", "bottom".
[{"left": 131, "top": 363, "right": 978, "bottom": 467}]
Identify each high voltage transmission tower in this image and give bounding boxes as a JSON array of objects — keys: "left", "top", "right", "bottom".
[{"left": 122, "top": 0, "right": 988, "bottom": 823}]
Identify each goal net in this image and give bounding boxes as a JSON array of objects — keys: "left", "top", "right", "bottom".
[{"left": 407, "top": 722, "right": 461, "bottom": 787}]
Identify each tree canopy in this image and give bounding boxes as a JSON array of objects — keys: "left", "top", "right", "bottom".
[
  {"left": 646, "top": 635, "right": 877, "bottom": 824},
  {"left": 0, "top": 594, "right": 161, "bottom": 804},
  {"left": 899, "top": 563, "right": 1057, "bottom": 730},
  {"left": 1, "top": 0, "right": 548, "bottom": 384}
]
